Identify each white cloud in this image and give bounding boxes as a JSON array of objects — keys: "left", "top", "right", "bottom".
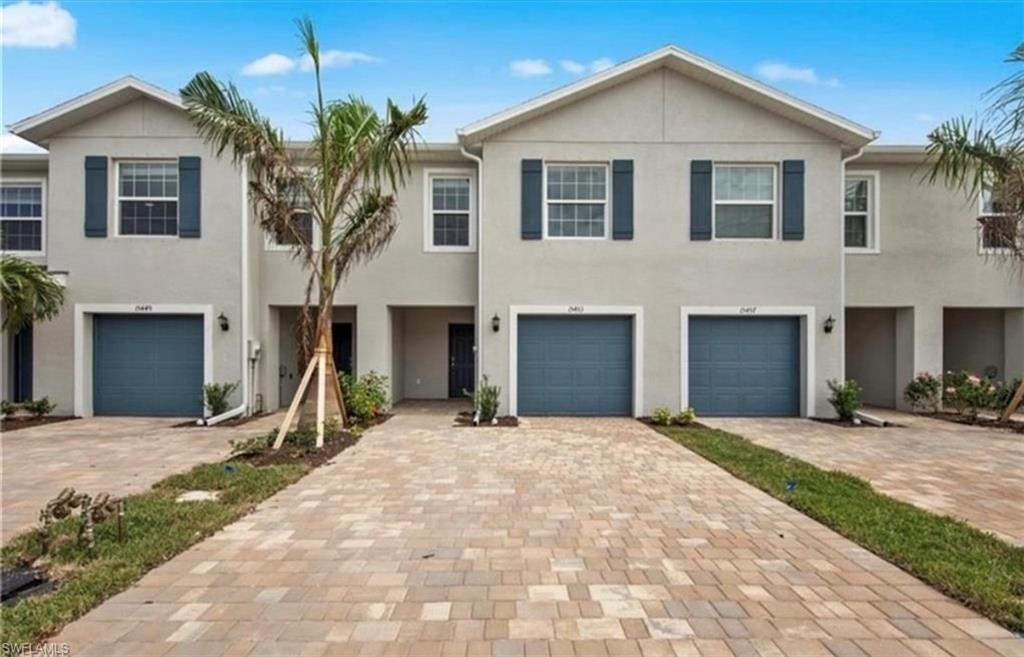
[
  {"left": 510, "top": 58, "right": 552, "bottom": 78},
  {"left": 0, "top": 1, "right": 75, "bottom": 48},
  {"left": 0, "top": 132, "right": 46, "bottom": 154},
  {"left": 755, "top": 61, "right": 839, "bottom": 87},
  {"left": 242, "top": 53, "right": 295, "bottom": 76},
  {"left": 561, "top": 57, "right": 615, "bottom": 75},
  {"left": 560, "top": 59, "right": 586, "bottom": 75},
  {"left": 300, "top": 49, "right": 377, "bottom": 71}
]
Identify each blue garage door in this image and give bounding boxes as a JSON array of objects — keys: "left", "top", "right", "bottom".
[
  {"left": 689, "top": 316, "right": 800, "bottom": 417},
  {"left": 518, "top": 316, "right": 632, "bottom": 416},
  {"left": 93, "top": 314, "right": 204, "bottom": 416}
]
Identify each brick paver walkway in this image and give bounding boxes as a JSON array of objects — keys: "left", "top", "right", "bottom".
[
  {"left": 46, "top": 406, "right": 1020, "bottom": 656},
  {"left": 703, "top": 411, "right": 1024, "bottom": 546},
  {"left": 1, "top": 414, "right": 282, "bottom": 543}
]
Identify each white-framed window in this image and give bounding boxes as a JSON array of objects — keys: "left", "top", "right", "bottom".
[
  {"left": 544, "top": 163, "right": 608, "bottom": 239},
  {"left": 978, "top": 185, "right": 1018, "bottom": 254},
  {"left": 116, "top": 161, "right": 178, "bottom": 236},
  {"left": 0, "top": 179, "right": 45, "bottom": 254},
  {"left": 267, "top": 181, "right": 317, "bottom": 251},
  {"left": 844, "top": 171, "right": 880, "bottom": 253},
  {"left": 423, "top": 168, "right": 475, "bottom": 252},
  {"left": 713, "top": 164, "right": 776, "bottom": 239}
]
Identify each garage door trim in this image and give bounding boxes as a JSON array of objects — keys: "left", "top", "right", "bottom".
[
  {"left": 509, "top": 305, "right": 643, "bottom": 417},
  {"left": 74, "top": 304, "right": 214, "bottom": 417},
  {"left": 680, "top": 306, "right": 814, "bottom": 417}
]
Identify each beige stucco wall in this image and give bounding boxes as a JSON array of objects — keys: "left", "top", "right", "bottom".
[
  {"left": 846, "top": 160, "right": 1024, "bottom": 384},
  {"left": 478, "top": 67, "right": 846, "bottom": 417},
  {"left": 25, "top": 98, "right": 246, "bottom": 415},
  {"left": 396, "top": 306, "right": 474, "bottom": 401}
]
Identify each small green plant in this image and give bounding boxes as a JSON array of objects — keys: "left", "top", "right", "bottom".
[
  {"left": 2, "top": 398, "right": 56, "bottom": 417},
  {"left": 340, "top": 371, "right": 389, "bottom": 424},
  {"left": 673, "top": 407, "right": 697, "bottom": 426},
  {"left": 1, "top": 400, "right": 15, "bottom": 416},
  {"left": 904, "top": 372, "right": 942, "bottom": 412},
  {"left": 993, "top": 377, "right": 1023, "bottom": 411},
  {"left": 651, "top": 407, "right": 673, "bottom": 426},
  {"left": 230, "top": 419, "right": 340, "bottom": 457},
  {"left": 466, "top": 375, "right": 501, "bottom": 423},
  {"left": 827, "top": 379, "right": 862, "bottom": 422},
  {"left": 203, "top": 382, "right": 239, "bottom": 416}
]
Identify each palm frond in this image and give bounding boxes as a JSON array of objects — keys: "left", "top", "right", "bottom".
[{"left": 0, "top": 256, "right": 65, "bottom": 333}]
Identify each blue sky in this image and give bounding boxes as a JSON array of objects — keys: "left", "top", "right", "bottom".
[{"left": 2, "top": 1, "right": 1022, "bottom": 151}]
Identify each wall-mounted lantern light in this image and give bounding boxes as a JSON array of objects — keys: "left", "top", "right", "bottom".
[
  {"left": 823, "top": 315, "right": 835, "bottom": 334},
  {"left": 218, "top": 312, "right": 230, "bottom": 332},
  {"left": 491, "top": 313, "right": 501, "bottom": 333}
]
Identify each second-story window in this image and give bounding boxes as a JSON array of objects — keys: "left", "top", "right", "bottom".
[
  {"left": 271, "top": 183, "right": 315, "bottom": 248},
  {"left": 978, "top": 184, "right": 1018, "bottom": 253},
  {"left": 713, "top": 164, "right": 775, "bottom": 239},
  {"left": 546, "top": 164, "right": 607, "bottom": 238},
  {"left": 0, "top": 181, "right": 44, "bottom": 253},
  {"left": 424, "top": 169, "right": 475, "bottom": 252},
  {"left": 117, "top": 161, "right": 178, "bottom": 236}
]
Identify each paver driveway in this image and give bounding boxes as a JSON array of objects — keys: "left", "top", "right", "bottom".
[
  {"left": 47, "top": 405, "right": 1020, "bottom": 657},
  {"left": 703, "top": 410, "right": 1024, "bottom": 546},
  {"left": 1, "top": 414, "right": 282, "bottom": 543}
]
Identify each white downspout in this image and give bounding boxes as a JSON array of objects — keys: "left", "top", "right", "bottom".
[
  {"left": 839, "top": 144, "right": 868, "bottom": 383},
  {"left": 460, "top": 144, "right": 484, "bottom": 424},
  {"left": 204, "top": 161, "right": 251, "bottom": 426}
]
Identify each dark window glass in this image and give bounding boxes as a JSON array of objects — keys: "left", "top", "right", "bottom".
[{"left": 1, "top": 219, "right": 42, "bottom": 251}]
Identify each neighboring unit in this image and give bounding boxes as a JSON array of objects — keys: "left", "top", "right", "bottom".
[{"left": 2, "top": 47, "right": 1021, "bottom": 419}]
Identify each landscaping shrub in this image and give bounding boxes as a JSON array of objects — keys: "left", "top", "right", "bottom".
[
  {"left": 673, "top": 407, "right": 697, "bottom": 426},
  {"left": 827, "top": 379, "right": 862, "bottom": 421},
  {"left": 2, "top": 397, "right": 57, "bottom": 417},
  {"left": 944, "top": 370, "right": 1000, "bottom": 419},
  {"left": 466, "top": 375, "right": 501, "bottom": 423},
  {"left": 651, "top": 407, "right": 673, "bottom": 426},
  {"left": 903, "top": 372, "right": 942, "bottom": 412},
  {"left": 994, "top": 377, "right": 1023, "bottom": 411},
  {"left": 340, "top": 370, "right": 389, "bottom": 423},
  {"left": 203, "top": 382, "right": 239, "bottom": 416}
]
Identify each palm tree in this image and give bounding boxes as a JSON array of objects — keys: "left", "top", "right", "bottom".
[
  {"left": 181, "top": 18, "right": 427, "bottom": 445},
  {"left": 926, "top": 42, "right": 1024, "bottom": 419},
  {"left": 0, "top": 256, "right": 65, "bottom": 334}
]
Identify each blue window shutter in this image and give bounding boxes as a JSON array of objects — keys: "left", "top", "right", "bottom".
[
  {"left": 612, "top": 159, "right": 633, "bottom": 240},
  {"left": 782, "top": 160, "right": 805, "bottom": 240},
  {"left": 690, "top": 160, "right": 712, "bottom": 241},
  {"left": 521, "top": 159, "right": 543, "bottom": 240},
  {"left": 178, "top": 156, "right": 201, "bottom": 238},
  {"left": 84, "top": 156, "right": 108, "bottom": 237}
]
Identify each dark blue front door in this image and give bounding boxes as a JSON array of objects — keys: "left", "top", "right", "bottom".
[
  {"left": 688, "top": 316, "right": 800, "bottom": 417},
  {"left": 93, "top": 314, "right": 204, "bottom": 416},
  {"left": 448, "top": 324, "right": 475, "bottom": 397},
  {"left": 517, "top": 316, "right": 632, "bottom": 416}
]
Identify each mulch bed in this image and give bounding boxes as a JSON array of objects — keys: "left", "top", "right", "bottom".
[
  {"left": 454, "top": 411, "right": 519, "bottom": 427},
  {"left": 233, "top": 431, "right": 362, "bottom": 468},
  {"left": 924, "top": 411, "right": 1024, "bottom": 434},
  {"left": 0, "top": 416, "right": 78, "bottom": 433},
  {"left": 171, "top": 413, "right": 270, "bottom": 429}
]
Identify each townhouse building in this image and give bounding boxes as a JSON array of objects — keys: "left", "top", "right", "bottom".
[{"left": 2, "top": 46, "right": 1021, "bottom": 419}]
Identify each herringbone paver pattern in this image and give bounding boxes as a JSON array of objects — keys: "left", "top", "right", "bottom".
[{"left": 46, "top": 405, "right": 1021, "bottom": 656}]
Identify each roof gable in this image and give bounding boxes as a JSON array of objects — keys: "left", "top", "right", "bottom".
[
  {"left": 10, "top": 77, "right": 184, "bottom": 145},
  {"left": 458, "top": 45, "right": 877, "bottom": 149}
]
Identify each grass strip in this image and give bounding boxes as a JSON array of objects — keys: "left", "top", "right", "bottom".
[
  {"left": 655, "top": 423, "right": 1024, "bottom": 633},
  {"left": 1, "top": 461, "right": 307, "bottom": 646}
]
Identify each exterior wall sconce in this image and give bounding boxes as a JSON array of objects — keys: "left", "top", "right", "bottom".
[
  {"left": 491, "top": 314, "right": 501, "bottom": 333},
  {"left": 218, "top": 313, "right": 230, "bottom": 332},
  {"left": 823, "top": 315, "right": 835, "bottom": 334}
]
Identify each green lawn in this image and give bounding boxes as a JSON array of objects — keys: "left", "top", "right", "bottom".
[
  {"left": 655, "top": 423, "right": 1024, "bottom": 633},
  {"left": 1, "top": 461, "right": 308, "bottom": 646}
]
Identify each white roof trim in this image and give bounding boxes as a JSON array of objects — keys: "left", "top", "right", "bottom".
[
  {"left": 458, "top": 45, "right": 877, "bottom": 146},
  {"left": 10, "top": 76, "right": 183, "bottom": 140}
]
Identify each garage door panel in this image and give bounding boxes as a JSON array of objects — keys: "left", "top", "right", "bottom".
[
  {"left": 518, "top": 316, "right": 632, "bottom": 416},
  {"left": 688, "top": 317, "right": 799, "bottom": 417},
  {"left": 94, "top": 315, "right": 204, "bottom": 417}
]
